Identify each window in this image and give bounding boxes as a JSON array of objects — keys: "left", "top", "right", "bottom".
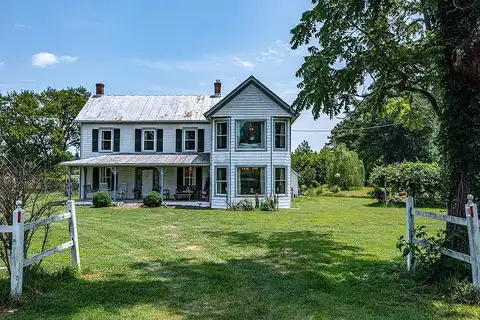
[
  {"left": 184, "top": 129, "right": 196, "bottom": 151},
  {"left": 275, "top": 168, "right": 286, "bottom": 194},
  {"left": 216, "top": 121, "right": 228, "bottom": 150},
  {"left": 237, "top": 167, "right": 265, "bottom": 195},
  {"left": 100, "top": 129, "right": 113, "bottom": 151},
  {"left": 143, "top": 129, "right": 155, "bottom": 151},
  {"left": 100, "top": 167, "right": 114, "bottom": 191},
  {"left": 236, "top": 121, "right": 265, "bottom": 149},
  {"left": 274, "top": 121, "right": 287, "bottom": 149},
  {"left": 216, "top": 167, "right": 227, "bottom": 195},
  {"left": 184, "top": 167, "right": 194, "bottom": 186}
]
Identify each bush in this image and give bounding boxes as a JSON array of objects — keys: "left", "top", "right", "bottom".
[
  {"left": 93, "top": 192, "right": 112, "bottom": 208},
  {"left": 260, "top": 197, "right": 277, "bottom": 211},
  {"left": 230, "top": 199, "right": 254, "bottom": 211},
  {"left": 369, "top": 162, "right": 442, "bottom": 206},
  {"left": 303, "top": 187, "right": 322, "bottom": 197},
  {"left": 328, "top": 185, "right": 341, "bottom": 194},
  {"left": 143, "top": 191, "right": 162, "bottom": 207}
]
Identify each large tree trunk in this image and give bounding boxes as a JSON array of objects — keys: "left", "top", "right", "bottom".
[{"left": 438, "top": 0, "right": 480, "bottom": 252}]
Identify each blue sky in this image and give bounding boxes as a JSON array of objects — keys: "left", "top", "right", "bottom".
[{"left": 0, "top": 0, "right": 339, "bottom": 150}]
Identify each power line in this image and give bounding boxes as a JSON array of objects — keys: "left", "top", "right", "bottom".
[{"left": 292, "top": 123, "right": 397, "bottom": 133}]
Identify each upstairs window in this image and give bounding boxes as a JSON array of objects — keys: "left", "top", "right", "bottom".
[
  {"left": 216, "top": 121, "right": 228, "bottom": 150},
  {"left": 274, "top": 121, "right": 287, "bottom": 149},
  {"left": 237, "top": 120, "right": 265, "bottom": 149},
  {"left": 184, "top": 129, "right": 197, "bottom": 151},
  {"left": 143, "top": 129, "right": 155, "bottom": 151},
  {"left": 100, "top": 129, "right": 113, "bottom": 151}
]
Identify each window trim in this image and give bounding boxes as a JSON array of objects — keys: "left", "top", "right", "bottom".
[
  {"left": 235, "top": 120, "right": 267, "bottom": 151},
  {"left": 99, "top": 128, "right": 114, "bottom": 152},
  {"left": 215, "top": 166, "right": 228, "bottom": 197},
  {"left": 235, "top": 165, "right": 267, "bottom": 196},
  {"left": 183, "top": 166, "right": 195, "bottom": 186},
  {"left": 274, "top": 166, "right": 287, "bottom": 195},
  {"left": 215, "top": 120, "right": 229, "bottom": 151},
  {"left": 273, "top": 120, "right": 288, "bottom": 151},
  {"left": 141, "top": 128, "right": 156, "bottom": 152},
  {"left": 183, "top": 128, "right": 197, "bottom": 152}
]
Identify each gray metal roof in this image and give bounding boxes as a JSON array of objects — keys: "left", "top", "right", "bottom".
[
  {"left": 75, "top": 95, "right": 223, "bottom": 123},
  {"left": 60, "top": 153, "right": 210, "bottom": 167}
]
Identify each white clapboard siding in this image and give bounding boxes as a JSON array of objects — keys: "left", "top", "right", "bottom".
[
  {"left": 81, "top": 123, "right": 211, "bottom": 159},
  {"left": 210, "top": 85, "right": 292, "bottom": 209}
]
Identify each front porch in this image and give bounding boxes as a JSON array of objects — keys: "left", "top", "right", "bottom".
[
  {"left": 61, "top": 153, "right": 211, "bottom": 206},
  {"left": 75, "top": 199, "right": 211, "bottom": 208}
]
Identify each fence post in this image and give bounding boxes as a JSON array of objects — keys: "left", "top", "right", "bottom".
[
  {"left": 67, "top": 200, "right": 80, "bottom": 270},
  {"left": 466, "top": 195, "right": 480, "bottom": 288},
  {"left": 10, "top": 200, "right": 24, "bottom": 298},
  {"left": 406, "top": 195, "right": 415, "bottom": 271}
]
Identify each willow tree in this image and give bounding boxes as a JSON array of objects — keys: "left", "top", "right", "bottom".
[
  {"left": 326, "top": 144, "right": 365, "bottom": 190},
  {"left": 291, "top": 0, "right": 480, "bottom": 251}
]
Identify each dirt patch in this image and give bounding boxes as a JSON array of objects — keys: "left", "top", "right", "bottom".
[
  {"left": 176, "top": 245, "right": 202, "bottom": 251},
  {"left": 164, "top": 225, "right": 177, "bottom": 230},
  {"left": 83, "top": 273, "right": 101, "bottom": 280},
  {"left": 165, "top": 233, "right": 180, "bottom": 238},
  {"left": 120, "top": 202, "right": 143, "bottom": 209}
]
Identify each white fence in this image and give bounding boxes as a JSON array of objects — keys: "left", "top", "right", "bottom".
[
  {"left": 406, "top": 195, "right": 480, "bottom": 287},
  {"left": 0, "top": 200, "right": 80, "bottom": 298}
]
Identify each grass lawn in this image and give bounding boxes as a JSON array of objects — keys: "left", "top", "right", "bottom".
[{"left": 1, "top": 197, "right": 479, "bottom": 319}]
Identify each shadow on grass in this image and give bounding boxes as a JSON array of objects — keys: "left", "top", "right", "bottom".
[{"left": 1, "top": 231, "right": 445, "bottom": 319}]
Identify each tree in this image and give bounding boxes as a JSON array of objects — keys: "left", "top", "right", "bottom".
[
  {"left": 291, "top": 0, "right": 480, "bottom": 251},
  {"left": 292, "top": 141, "right": 333, "bottom": 186},
  {"left": 330, "top": 95, "right": 438, "bottom": 175},
  {"left": 326, "top": 144, "right": 365, "bottom": 190}
]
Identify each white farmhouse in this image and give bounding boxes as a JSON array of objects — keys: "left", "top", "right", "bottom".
[{"left": 62, "top": 76, "right": 298, "bottom": 208}]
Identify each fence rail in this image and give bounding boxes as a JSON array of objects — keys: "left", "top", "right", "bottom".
[
  {"left": 406, "top": 195, "right": 480, "bottom": 287},
  {"left": 0, "top": 200, "right": 80, "bottom": 299}
]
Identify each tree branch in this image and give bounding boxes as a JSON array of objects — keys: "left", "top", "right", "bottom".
[{"left": 403, "top": 86, "right": 441, "bottom": 116}]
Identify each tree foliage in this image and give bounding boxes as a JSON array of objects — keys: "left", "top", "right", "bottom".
[
  {"left": 292, "top": 141, "right": 333, "bottom": 186},
  {"left": 326, "top": 144, "right": 365, "bottom": 190},
  {"left": 0, "top": 87, "right": 90, "bottom": 169}
]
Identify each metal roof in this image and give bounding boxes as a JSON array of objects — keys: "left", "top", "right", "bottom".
[
  {"left": 75, "top": 95, "right": 223, "bottom": 123},
  {"left": 60, "top": 153, "right": 210, "bottom": 167}
]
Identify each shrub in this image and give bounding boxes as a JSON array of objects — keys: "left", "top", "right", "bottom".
[
  {"left": 260, "top": 197, "right": 277, "bottom": 211},
  {"left": 93, "top": 192, "right": 112, "bottom": 208},
  {"left": 328, "top": 185, "right": 341, "bottom": 194},
  {"left": 143, "top": 191, "right": 162, "bottom": 207},
  {"left": 369, "top": 162, "right": 442, "bottom": 206},
  {"left": 303, "top": 187, "right": 322, "bottom": 197},
  {"left": 230, "top": 199, "right": 254, "bottom": 211}
]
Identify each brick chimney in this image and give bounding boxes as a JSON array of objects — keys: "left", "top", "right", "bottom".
[
  {"left": 214, "top": 80, "right": 221, "bottom": 97},
  {"left": 96, "top": 83, "right": 105, "bottom": 96}
]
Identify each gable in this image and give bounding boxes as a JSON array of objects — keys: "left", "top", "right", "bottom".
[{"left": 204, "top": 76, "right": 297, "bottom": 118}]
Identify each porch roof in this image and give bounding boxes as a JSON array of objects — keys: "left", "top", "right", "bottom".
[{"left": 60, "top": 153, "right": 210, "bottom": 167}]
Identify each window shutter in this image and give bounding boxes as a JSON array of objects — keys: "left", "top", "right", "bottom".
[
  {"left": 196, "top": 167, "right": 202, "bottom": 187},
  {"left": 93, "top": 167, "right": 99, "bottom": 191},
  {"left": 92, "top": 129, "right": 98, "bottom": 152},
  {"left": 113, "top": 129, "right": 120, "bottom": 152},
  {"left": 197, "top": 129, "right": 205, "bottom": 152},
  {"left": 177, "top": 167, "right": 183, "bottom": 187},
  {"left": 156, "top": 129, "right": 163, "bottom": 152},
  {"left": 135, "top": 129, "right": 142, "bottom": 152},
  {"left": 176, "top": 129, "right": 182, "bottom": 152}
]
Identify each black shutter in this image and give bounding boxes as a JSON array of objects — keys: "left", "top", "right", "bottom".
[
  {"left": 176, "top": 129, "right": 182, "bottom": 152},
  {"left": 177, "top": 167, "right": 183, "bottom": 188},
  {"left": 93, "top": 167, "right": 99, "bottom": 191},
  {"left": 156, "top": 129, "right": 163, "bottom": 152},
  {"left": 196, "top": 167, "right": 202, "bottom": 187},
  {"left": 135, "top": 129, "right": 142, "bottom": 152},
  {"left": 197, "top": 129, "right": 205, "bottom": 152},
  {"left": 113, "top": 129, "right": 120, "bottom": 152},
  {"left": 92, "top": 129, "right": 98, "bottom": 152}
]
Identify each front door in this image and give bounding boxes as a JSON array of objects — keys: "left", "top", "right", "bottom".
[{"left": 142, "top": 169, "right": 153, "bottom": 195}]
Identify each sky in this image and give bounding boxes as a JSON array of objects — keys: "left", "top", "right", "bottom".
[{"left": 0, "top": 0, "right": 340, "bottom": 150}]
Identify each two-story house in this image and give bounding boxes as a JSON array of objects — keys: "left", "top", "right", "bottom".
[{"left": 62, "top": 76, "right": 298, "bottom": 208}]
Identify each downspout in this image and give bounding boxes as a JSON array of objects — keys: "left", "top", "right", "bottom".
[
  {"left": 229, "top": 117, "right": 233, "bottom": 208},
  {"left": 270, "top": 118, "right": 273, "bottom": 199}
]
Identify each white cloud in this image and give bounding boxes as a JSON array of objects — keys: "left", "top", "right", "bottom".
[
  {"left": 233, "top": 57, "right": 255, "bottom": 69},
  {"left": 32, "top": 52, "right": 78, "bottom": 68}
]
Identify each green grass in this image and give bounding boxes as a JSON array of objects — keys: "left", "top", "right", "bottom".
[
  {"left": 1, "top": 197, "right": 479, "bottom": 319},
  {"left": 322, "top": 186, "right": 373, "bottom": 198}
]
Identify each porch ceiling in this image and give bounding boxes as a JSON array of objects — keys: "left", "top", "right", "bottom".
[{"left": 60, "top": 153, "right": 210, "bottom": 167}]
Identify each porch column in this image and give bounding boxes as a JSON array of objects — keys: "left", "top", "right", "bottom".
[
  {"left": 157, "top": 167, "right": 165, "bottom": 201},
  {"left": 83, "top": 167, "right": 87, "bottom": 200},
  {"left": 67, "top": 167, "right": 72, "bottom": 200},
  {"left": 112, "top": 167, "right": 118, "bottom": 202}
]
